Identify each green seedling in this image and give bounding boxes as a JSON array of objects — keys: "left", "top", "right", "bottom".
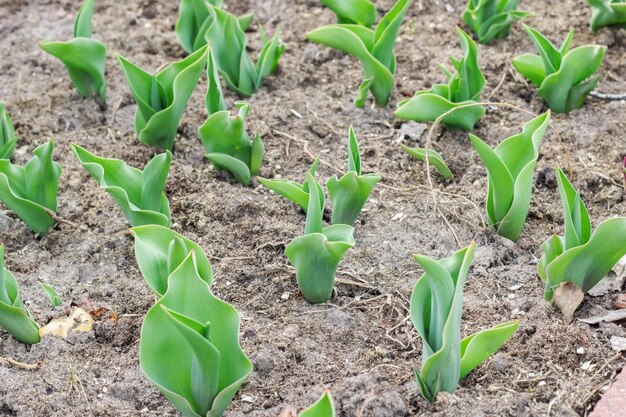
[
  {"left": 469, "top": 111, "right": 550, "bottom": 242},
  {"left": 512, "top": 26, "right": 606, "bottom": 113},
  {"left": 198, "top": 101, "right": 264, "bottom": 187},
  {"left": 205, "top": 49, "right": 226, "bottom": 115},
  {"left": 285, "top": 175, "right": 355, "bottom": 304},
  {"left": 258, "top": 158, "right": 325, "bottom": 213},
  {"left": 202, "top": 5, "right": 284, "bottom": 96},
  {"left": 0, "top": 245, "right": 40, "bottom": 344},
  {"left": 396, "top": 27, "right": 485, "bottom": 131},
  {"left": 400, "top": 145, "right": 453, "bottom": 179},
  {"left": 73, "top": 145, "right": 172, "bottom": 227},
  {"left": 463, "top": 0, "right": 529, "bottom": 44},
  {"left": 0, "top": 102, "right": 17, "bottom": 160},
  {"left": 300, "top": 389, "right": 336, "bottom": 417},
  {"left": 0, "top": 141, "right": 61, "bottom": 234},
  {"left": 41, "top": 283, "right": 62, "bottom": 308},
  {"left": 538, "top": 167, "right": 626, "bottom": 320},
  {"left": 321, "top": 0, "right": 377, "bottom": 27},
  {"left": 132, "top": 225, "right": 212, "bottom": 296},
  {"left": 589, "top": 0, "right": 626, "bottom": 32},
  {"left": 327, "top": 127, "right": 380, "bottom": 225},
  {"left": 40, "top": 0, "right": 107, "bottom": 105},
  {"left": 411, "top": 242, "right": 519, "bottom": 402},
  {"left": 118, "top": 45, "right": 208, "bottom": 150},
  {"left": 139, "top": 251, "right": 252, "bottom": 417},
  {"left": 307, "top": 0, "right": 411, "bottom": 107},
  {"left": 176, "top": 0, "right": 253, "bottom": 54}
]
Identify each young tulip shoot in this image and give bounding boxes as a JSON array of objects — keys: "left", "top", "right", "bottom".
[
  {"left": 300, "top": 389, "right": 336, "bottom": 417},
  {"left": 538, "top": 168, "right": 626, "bottom": 319},
  {"left": 396, "top": 27, "right": 486, "bottom": 131},
  {"left": 327, "top": 127, "right": 380, "bottom": 225},
  {"left": 139, "top": 251, "right": 252, "bottom": 417},
  {"left": 198, "top": 101, "right": 264, "bottom": 186},
  {"left": 307, "top": 0, "right": 411, "bottom": 107},
  {"left": 589, "top": 0, "right": 626, "bottom": 32},
  {"left": 321, "top": 0, "right": 377, "bottom": 27},
  {"left": 73, "top": 145, "right": 172, "bottom": 227},
  {"left": 176, "top": 0, "right": 253, "bottom": 54},
  {"left": 400, "top": 145, "right": 453, "bottom": 179},
  {"left": 512, "top": 26, "right": 606, "bottom": 113},
  {"left": 0, "top": 102, "right": 17, "bottom": 160},
  {"left": 132, "top": 225, "right": 213, "bottom": 296},
  {"left": 118, "top": 45, "right": 208, "bottom": 150},
  {"left": 40, "top": 0, "right": 107, "bottom": 105},
  {"left": 0, "top": 141, "right": 61, "bottom": 234},
  {"left": 469, "top": 111, "right": 551, "bottom": 242},
  {"left": 285, "top": 175, "right": 355, "bottom": 304},
  {"left": 258, "top": 158, "right": 325, "bottom": 212},
  {"left": 411, "top": 243, "right": 519, "bottom": 402},
  {"left": 463, "top": 0, "right": 529, "bottom": 44},
  {"left": 0, "top": 245, "right": 40, "bottom": 344},
  {"left": 41, "top": 283, "right": 62, "bottom": 308},
  {"left": 202, "top": 5, "right": 284, "bottom": 96}
]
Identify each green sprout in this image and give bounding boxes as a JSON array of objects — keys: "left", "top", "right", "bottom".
[
  {"left": 198, "top": 70, "right": 263, "bottom": 187},
  {"left": 257, "top": 158, "right": 325, "bottom": 213},
  {"left": 40, "top": 0, "right": 107, "bottom": 106},
  {"left": 411, "top": 243, "right": 519, "bottom": 402},
  {"left": 202, "top": 5, "right": 284, "bottom": 96},
  {"left": 132, "top": 225, "right": 213, "bottom": 296},
  {"left": 0, "top": 102, "right": 17, "bottom": 160},
  {"left": 300, "top": 389, "right": 336, "bottom": 417},
  {"left": 0, "top": 141, "right": 61, "bottom": 235},
  {"left": 469, "top": 111, "right": 551, "bottom": 242},
  {"left": 118, "top": 45, "right": 208, "bottom": 150},
  {"left": 400, "top": 145, "right": 453, "bottom": 180},
  {"left": 462, "top": 0, "right": 530, "bottom": 44},
  {"left": 285, "top": 175, "right": 355, "bottom": 304},
  {"left": 589, "top": 0, "right": 626, "bottom": 32},
  {"left": 73, "top": 145, "right": 172, "bottom": 227},
  {"left": 327, "top": 127, "right": 380, "bottom": 225},
  {"left": 176, "top": 0, "right": 253, "bottom": 54},
  {"left": 307, "top": 0, "right": 411, "bottom": 107},
  {"left": 395, "top": 27, "right": 485, "bottom": 131},
  {"left": 204, "top": 49, "right": 226, "bottom": 115},
  {"left": 41, "top": 283, "right": 62, "bottom": 308},
  {"left": 538, "top": 167, "right": 626, "bottom": 313},
  {"left": 512, "top": 26, "right": 606, "bottom": 113},
  {"left": 0, "top": 245, "right": 40, "bottom": 344},
  {"left": 139, "top": 251, "right": 252, "bottom": 417},
  {"left": 321, "top": 0, "right": 377, "bottom": 27}
]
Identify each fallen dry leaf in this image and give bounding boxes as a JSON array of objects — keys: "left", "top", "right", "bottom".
[
  {"left": 610, "top": 336, "right": 626, "bottom": 352},
  {"left": 614, "top": 294, "right": 626, "bottom": 310},
  {"left": 553, "top": 282, "right": 585, "bottom": 324},
  {"left": 39, "top": 307, "right": 94, "bottom": 338},
  {"left": 579, "top": 309, "right": 626, "bottom": 324},
  {"left": 277, "top": 406, "right": 297, "bottom": 417}
]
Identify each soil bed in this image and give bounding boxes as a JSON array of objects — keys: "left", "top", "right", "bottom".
[{"left": 0, "top": 0, "right": 625, "bottom": 416}]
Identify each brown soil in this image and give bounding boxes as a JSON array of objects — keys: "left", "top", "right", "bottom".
[{"left": 1, "top": 0, "right": 625, "bottom": 416}]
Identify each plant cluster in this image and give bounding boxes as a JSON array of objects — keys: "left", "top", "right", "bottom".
[
  {"left": 462, "top": 0, "right": 529, "bottom": 44},
  {"left": 589, "top": 0, "right": 626, "bottom": 32}
]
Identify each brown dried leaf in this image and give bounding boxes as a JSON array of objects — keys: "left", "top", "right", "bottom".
[{"left": 553, "top": 282, "right": 585, "bottom": 324}]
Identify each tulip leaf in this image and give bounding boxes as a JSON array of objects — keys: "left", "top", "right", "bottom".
[
  {"left": 41, "top": 283, "right": 62, "bottom": 308},
  {"left": 327, "top": 128, "right": 380, "bottom": 225},
  {"left": 285, "top": 175, "right": 355, "bottom": 304},
  {"left": 321, "top": 0, "right": 376, "bottom": 27},
  {"left": 40, "top": 0, "right": 106, "bottom": 104},
  {"left": 400, "top": 144, "right": 453, "bottom": 179},
  {"left": 0, "top": 102, "right": 17, "bottom": 160},
  {"left": 307, "top": 0, "right": 410, "bottom": 107},
  {"left": 300, "top": 390, "right": 336, "bottom": 417},
  {"left": 118, "top": 45, "right": 208, "bottom": 150},
  {"left": 0, "top": 141, "right": 61, "bottom": 234},
  {"left": 205, "top": 49, "right": 226, "bottom": 115},
  {"left": 73, "top": 144, "right": 171, "bottom": 227},
  {"left": 463, "top": 0, "right": 530, "bottom": 44},
  {"left": 0, "top": 245, "right": 40, "bottom": 344},
  {"left": 589, "top": 0, "right": 626, "bottom": 32},
  {"left": 411, "top": 243, "right": 517, "bottom": 402},
  {"left": 139, "top": 251, "right": 252, "bottom": 417},
  {"left": 469, "top": 111, "right": 550, "bottom": 242},
  {"left": 396, "top": 28, "right": 485, "bottom": 131},
  {"left": 512, "top": 26, "right": 606, "bottom": 113},
  {"left": 132, "top": 225, "right": 213, "bottom": 296}
]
